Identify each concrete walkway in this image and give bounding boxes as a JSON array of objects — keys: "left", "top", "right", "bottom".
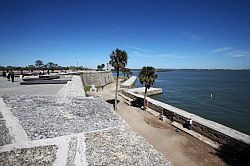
[{"left": 120, "top": 76, "right": 137, "bottom": 88}]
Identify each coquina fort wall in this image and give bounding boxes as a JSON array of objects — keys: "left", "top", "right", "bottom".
[{"left": 81, "top": 71, "right": 114, "bottom": 86}]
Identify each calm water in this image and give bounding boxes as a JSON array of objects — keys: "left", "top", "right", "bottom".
[{"left": 131, "top": 70, "right": 250, "bottom": 135}]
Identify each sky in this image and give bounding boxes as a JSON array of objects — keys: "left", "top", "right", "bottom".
[{"left": 0, "top": 0, "right": 250, "bottom": 69}]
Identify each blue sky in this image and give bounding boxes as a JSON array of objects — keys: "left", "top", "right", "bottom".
[{"left": 0, "top": 0, "right": 250, "bottom": 69}]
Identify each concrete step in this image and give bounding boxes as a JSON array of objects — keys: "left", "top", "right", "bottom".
[
  {"left": 118, "top": 93, "right": 133, "bottom": 101},
  {"left": 171, "top": 121, "right": 220, "bottom": 149},
  {"left": 125, "top": 100, "right": 131, "bottom": 106}
]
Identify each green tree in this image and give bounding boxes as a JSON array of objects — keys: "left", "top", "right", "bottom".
[
  {"left": 127, "top": 68, "right": 133, "bottom": 77},
  {"left": 123, "top": 68, "right": 132, "bottom": 78},
  {"left": 47, "top": 62, "right": 58, "bottom": 72},
  {"left": 97, "top": 65, "right": 101, "bottom": 71},
  {"left": 139, "top": 66, "right": 158, "bottom": 109},
  {"left": 35, "top": 60, "right": 43, "bottom": 69},
  {"left": 97, "top": 64, "right": 105, "bottom": 71},
  {"left": 109, "top": 48, "right": 128, "bottom": 110},
  {"left": 27, "top": 65, "right": 35, "bottom": 72}
]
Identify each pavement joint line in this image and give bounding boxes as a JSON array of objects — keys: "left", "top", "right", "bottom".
[
  {"left": 0, "top": 98, "right": 29, "bottom": 144},
  {"left": 84, "top": 126, "right": 126, "bottom": 134},
  {"left": 52, "top": 135, "right": 71, "bottom": 166},
  {"left": 74, "top": 135, "right": 88, "bottom": 166}
]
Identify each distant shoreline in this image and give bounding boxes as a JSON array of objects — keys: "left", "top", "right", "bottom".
[{"left": 129, "top": 69, "right": 250, "bottom": 72}]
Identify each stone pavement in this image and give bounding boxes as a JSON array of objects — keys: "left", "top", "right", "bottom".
[{"left": 0, "top": 76, "right": 171, "bottom": 166}]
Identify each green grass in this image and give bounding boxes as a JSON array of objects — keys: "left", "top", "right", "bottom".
[
  {"left": 84, "top": 85, "right": 104, "bottom": 93},
  {"left": 84, "top": 86, "right": 91, "bottom": 92}
]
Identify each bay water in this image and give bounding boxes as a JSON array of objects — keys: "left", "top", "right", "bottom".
[{"left": 131, "top": 70, "right": 250, "bottom": 135}]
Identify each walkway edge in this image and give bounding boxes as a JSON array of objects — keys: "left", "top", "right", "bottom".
[{"left": 0, "top": 98, "right": 29, "bottom": 144}]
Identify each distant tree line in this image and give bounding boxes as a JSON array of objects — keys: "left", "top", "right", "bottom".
[{"left": 0, "top": 60, "right": 91, "bottom": 71}]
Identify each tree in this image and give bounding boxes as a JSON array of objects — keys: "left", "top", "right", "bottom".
[
  {"left": 139, "top": 66, "right": 158, "bottom": 109},
  {"left": 97, "top": 64, "right": 105, "bottom": 71},
  {"left": 122, "top": 68, "right": 133, "bottom": 78},
  {"left": 47, "top": 62, "right": 55, "bottom": 74},
  {"left": 127, "top": 68, "right": 133, "bottom": 77},
  {"left": 27, "top": 65, "right": 35, "bottom": 72},
  {"left": 47, "top": 62, "right": 58, "bottom": 72},
  {"left": 97, "top": 65, "right": 101, "bottom": 71},
  {"left": 109, "top": 48, "right": 128, "bottom": 110},
  {"left": 35, "top": 60, "right": 43, "bottom": 69},
  {"left": 0, "top": 66, "right": 5, "bottom": 70}
]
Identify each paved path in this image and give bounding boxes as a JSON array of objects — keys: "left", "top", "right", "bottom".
[
  {"left": 0, "top": 77, "right": 65, "bottom": 96},
  {"left": 94, "top": 80, "right": 226, "bottom": 166},
  {"left": 120, "top": 76, "right": 137, "bottom": 88}
]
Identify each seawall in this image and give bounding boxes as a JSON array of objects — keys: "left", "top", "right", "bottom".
[
  {"left": 122, "top": 90, "right": 250, "bottom": 151},
  {"left": 81, "top": 71, "right": 114, "bottom": 86}
]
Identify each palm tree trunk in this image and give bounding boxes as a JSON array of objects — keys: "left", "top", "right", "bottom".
[
  {"left": 143, "top": 86, "right": 148, "bottom": 110},
  {"left": 115, "top": 69, "right": 119, "bottom": 110}
]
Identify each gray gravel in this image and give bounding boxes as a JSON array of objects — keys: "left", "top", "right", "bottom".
[
  {"left": 0, "top": 112, "right": 12, "bottom": 146},
  {"left": 0, "top": 145, "right": 58, "bottom": 166},
  {"left": 3, "top": 95, "right": 125, "bottom": 140},
  {"left": 85, "top": 127, "right": 171, "bottom": 166}
]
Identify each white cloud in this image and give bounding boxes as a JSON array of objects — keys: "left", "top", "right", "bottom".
[
  {"left": 44, "top": 40, "right": 63, "bottom": 45},
  {"left": 211, "top": 47, "right": 233, "bottom": 53},
  {"left": 226, "top": 49, "right": 250, "bottom": 58},
  {"left": 181, "top": 31, "right": 201, "bottom": 40},
  {"left": 127, "top": 44, "right": 187, "bottom": 59},
  {"left": 211, "top": 47, "right": 250, "bottom": 58},
  {"left": 156, "top": 54, "right": 187, "bottom": 59},
  {"left": 126, "top": 45, "right": 154, "bottom": 53},
  {"left": 175, "top": 28, "right": 201, "bottom": 40},
  {"left": 130, "top": 51, "right": 151, "bottom": 58},
  {"left": 0, "top": 43, "right": 36, "bottom": 51}
]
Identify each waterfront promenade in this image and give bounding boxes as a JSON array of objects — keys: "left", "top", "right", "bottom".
[{"left": 91, "top": 80, "right": 226, "bottom": 165}]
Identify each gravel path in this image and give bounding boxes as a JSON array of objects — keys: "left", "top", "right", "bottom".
[
  {"left": 85, "top": 127, "right": 171, "bottom": 166},
  {"left": 3, "top": 95, "right": 125, "bottom": 140},
  {"left": 0, "top": 145, "right": 57, "bottom": 165}
]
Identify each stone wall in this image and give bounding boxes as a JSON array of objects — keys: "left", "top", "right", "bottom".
[
  {"left": 122, "top": 90, "right": 250, "bottom": 150},
  {"left": 81, "top": 71, "right": 114, "bottom": 86}
]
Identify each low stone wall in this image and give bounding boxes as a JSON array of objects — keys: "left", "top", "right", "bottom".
[
  {"left": 120, "top": 76, "right": 137, "bottom": 88},
  {"left": 122, "top": 90, "right": 250, "bottom": 150},
  {"left": 128, "top": 87, "right": 163, "bottom": 96},
  {"left": 81, "top": 71, "right": 114, "bottom": 86}
]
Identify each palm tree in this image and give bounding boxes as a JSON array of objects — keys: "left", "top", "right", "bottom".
[
  {"left": 139, "top": 66, "right": 158, "bottom": 109},
  {"left": 126, "top": 68, "right": 132, "bottom": 78},
  {"left": 109, "top": 48, "right": 128, "bottom": 110}
]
